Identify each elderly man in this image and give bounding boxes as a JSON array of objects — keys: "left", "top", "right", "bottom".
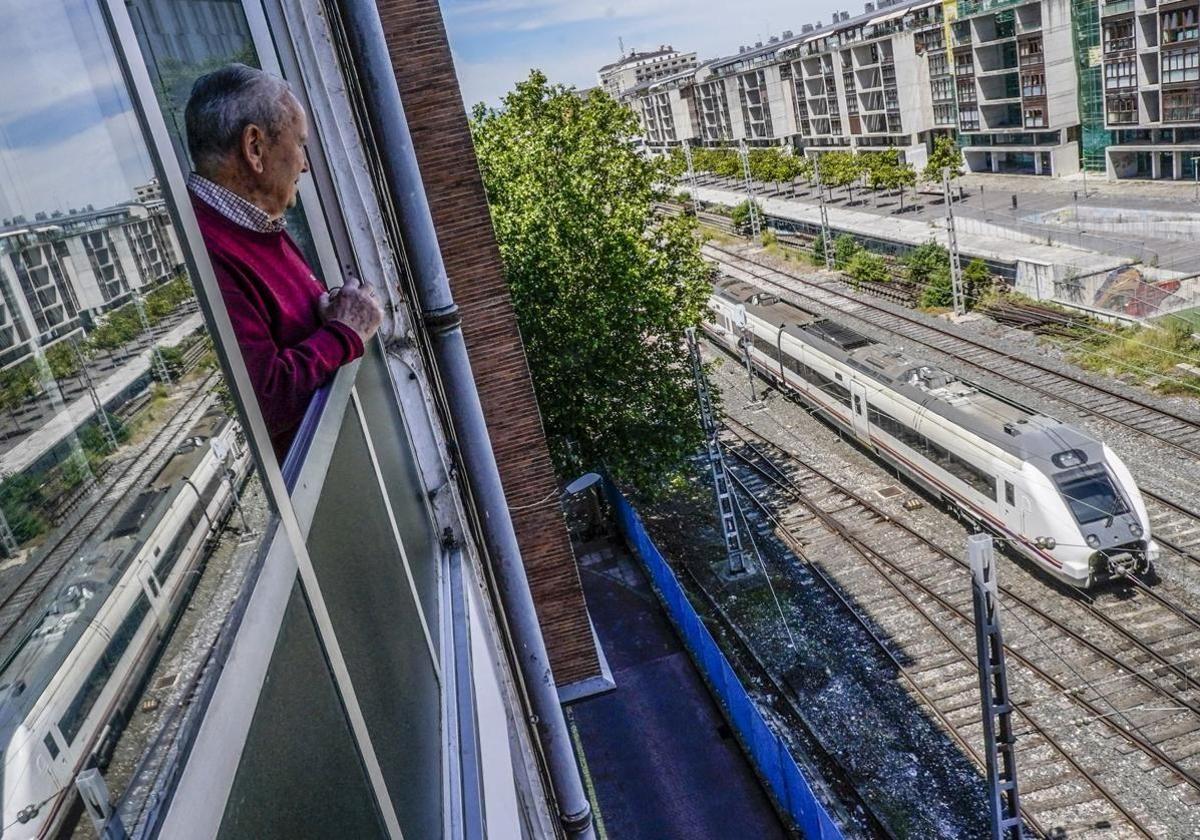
[{"left": 184, "top": 63, "right": 382, "bottom": 460}]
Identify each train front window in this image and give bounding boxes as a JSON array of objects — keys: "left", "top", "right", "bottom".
[{"left": 1057, "top": 470, "right": 1129, "bottom": 525}]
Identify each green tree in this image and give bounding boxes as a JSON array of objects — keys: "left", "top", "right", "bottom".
[
  {"left": 846, "top": 250, "right": 889, "bottom": 288},
  {"left": 904, "top": 240, "right": 950, "bottom": 286},
  {"left": 833, "top": 233, "right": 861, "bottom": 268},
  {"left": 892, "top": 158, "right": 918, "bottom": 213},
  {"left": 730, "top": 199, "right": 763, "bottom": 236},
  {"left": 471, "top": 72, "right": 711, "bottom": 492},
  {"left": 924, "top": 134, "right": 963, "bottom": 182},
  {"left": 920, "top": 267, "right": 955, "bottom": 308},
  {"left": 820, "top": 150, "right": 865, "bottom": 202},
  {"left": 45, "top": 340, "right": 81, "bottom": 382},
  {"left": 962, "top": 258, "right": 992, "bottom": 306}
]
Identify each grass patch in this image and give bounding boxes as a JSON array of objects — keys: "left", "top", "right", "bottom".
[{"left": 1066, "top": 319, "right": 1200, "bottom": 395}]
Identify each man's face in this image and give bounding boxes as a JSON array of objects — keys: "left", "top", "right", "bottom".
[{"left": 257, "top": 96, "right": 310, "bottom": 217}]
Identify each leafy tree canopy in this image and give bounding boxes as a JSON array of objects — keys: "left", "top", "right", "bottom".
[
  {"left": 471, "top": 73, "right": 711, "bottom": 493},
  {"left": 924, "top": 135, "right": 963, "bottom": 182}
]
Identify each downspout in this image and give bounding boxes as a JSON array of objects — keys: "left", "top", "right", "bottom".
[{"left": 334, "top": 4, "right": 595, "bottom": 838}]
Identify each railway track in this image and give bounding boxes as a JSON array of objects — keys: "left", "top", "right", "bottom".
[
  {"left": 719, "top": 416, "right": 1200, "bottom": 836},
  {"left": 0, "top": 373, "right": 218, "bottom": 659}
]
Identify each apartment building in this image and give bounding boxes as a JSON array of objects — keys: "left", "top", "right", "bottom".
[
  {"left": 598, "top": 45, "right": 698, "bottom": 98},
  {"left": 622, "top": 0, "right": 1132, "bottom": 179},
  {"left": 0, "top": 200, "right": 180, "bottom": 367},
  {"left": 1100, "top": 0, "right": 1200, "bottom": 179},
  {"left": 786, "top": 1, "right": 943, "bottom": 167},
  {"left": 948, "top": 0, "right": 1081, "bottom": 176}
]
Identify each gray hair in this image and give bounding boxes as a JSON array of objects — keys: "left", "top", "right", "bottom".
[{"left": 184, "top": 64, "right": 295, "bottom": 170}]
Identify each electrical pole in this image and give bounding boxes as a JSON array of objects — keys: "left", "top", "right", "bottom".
[
  {"left": 683, "top": 143, "right": 700, "bottom": 207},
  {"left": 133, "top": 290, "right": 172, "bottom": 384},
  {"left": 942, "top": 166, "right": 966, "bottom": 316},
  {"left": 969, "top": 534, "right": 1024, "bottom": 840},
  {"left": 685, "top": 327, "right": 748, "bottom": 577},
  {"left": 738, "top": 138, "right": 762, "bottom": 239},
  {"left": 0, "top": 507, "right": 19, "bottom": 558},
  {"left": 815, "top": 156, "right": 834, "bottom": 270},
  {"left": 71, "top": 337, "right": 119, "bottom": 452}
]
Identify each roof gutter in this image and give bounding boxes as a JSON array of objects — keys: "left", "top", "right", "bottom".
[{"left": 332, "top": 3, "right": 595, "bottom": 838}]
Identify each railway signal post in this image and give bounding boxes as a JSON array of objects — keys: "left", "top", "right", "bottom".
[
  {"left": 969, "top": 533, "right": 1024, "bottom": 840},
  {"left": 815, "top": 156, "right": 834, "bottom": 270},
  {"left": 737, "top": 139, "right": 761, "bottom": 239},
  {"left": 942, "top": 167, "right": 966, "bottom": 317},
  {"left": 685, "top": 327, "right": 750, "bottom": 577}
]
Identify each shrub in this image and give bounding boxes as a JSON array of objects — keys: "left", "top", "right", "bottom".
[
  {"left": 846, "top": 251, "right": 889, "bottom": 288},
  {"left": 833, "top": 234, "right": 861, "bottom": 268}
]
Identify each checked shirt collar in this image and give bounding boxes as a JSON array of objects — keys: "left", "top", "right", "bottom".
[{"left": 187, "top": 172, "right": 286, "bottom": 234}]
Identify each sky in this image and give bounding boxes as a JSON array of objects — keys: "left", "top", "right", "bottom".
[
  {"left": 442, "top": 0, "right": 849, "bottom": 109},
  {"left": 0, "top": 0, "right": 152, "bottom": 222}
]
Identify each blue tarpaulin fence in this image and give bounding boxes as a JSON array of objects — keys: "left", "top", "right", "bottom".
[{"left": 603, "top": 478, "right": 844, "bottom": 840}]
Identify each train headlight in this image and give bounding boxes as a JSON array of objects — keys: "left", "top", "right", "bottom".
[
  {"left": 1130, "top": 522, "right": 1144, "bottom": 538},
  {"left": 1085, "top": 533, "right": 1101, "bottom": 549},
  {"left": 1034, "top": 536, "right": 1056, "bottom": 550}
]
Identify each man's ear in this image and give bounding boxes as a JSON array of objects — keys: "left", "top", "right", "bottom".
[{"left": 240, "top": 123, "right": 267, "bottom": 174}]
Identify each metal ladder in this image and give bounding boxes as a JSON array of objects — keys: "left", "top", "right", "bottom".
[
  {"left": 686, "top": 328, "right": 747, "bottom": 575},
  {"left": 969, "top": 534, "right": 1024, "bottom": 840}
]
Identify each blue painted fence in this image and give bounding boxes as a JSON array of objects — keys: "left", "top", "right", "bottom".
[{"left": 604, "top": 479, "right": 844, "bottom": 840}]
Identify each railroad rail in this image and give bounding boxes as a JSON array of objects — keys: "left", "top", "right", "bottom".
[
  {"left": 0, "top": 372, "right": 218, "bottom": 659},
  {"left": 721, "top": 415, "right": 1195, "bottom": 836}
]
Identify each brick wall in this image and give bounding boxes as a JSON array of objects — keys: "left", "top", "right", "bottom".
[{"left": 374, "top": 0, "right": 601, "bottom": 687}]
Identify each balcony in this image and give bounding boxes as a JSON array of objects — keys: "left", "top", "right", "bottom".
[{"left": 1101, "top": 0, "right": 1135, "bottom": 16}]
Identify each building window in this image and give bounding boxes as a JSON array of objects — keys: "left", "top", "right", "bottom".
[
  {"left": 1164, "top": 89, "right": 1200, "bottom": 121},
  {"left": 955, "top": 53, "right": 974, "bottom": 75},
  {"left": 959, "top": 106, "right": 980, "bottom": 130},
  {"left": 1019, "top": 38, "right": 1044, "bottom": 66},
  {"left": 1162, "top": 47, "right": 1200, "bottom": 83},
  {"left": 932, "top": 77, "right": 954, "bottom": 101},
  {"left": 1021, "top": 72, "right": 1046, "bottom": 97},
  {"left": 1163, "top": 8, "right": 1200, "bottom": 45},
  {"left": 1104, "top": 19, "right": 1135, "bottom": 53},
  {"left": 1107, "top": 94, "right": 1139, "bottom": 124},
  {"left": 929, "top": 53, "right": 949, "bottom": 76},
  {"left": 1104, "top": 59, "right": 1136, "bottom": 90},
  {"left": 1023, "top": 108, "right": 1046, "bottom": 128},
  {"left": 957, "top": 78, "right": 977, "bottom": 103},
  {"left": 934, "top": 104, "right": 957, "bottom": 125}
]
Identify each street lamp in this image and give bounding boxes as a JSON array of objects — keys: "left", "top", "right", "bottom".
[{"left": 1190, "top": 155, "right": 1200, "bottom": 202}]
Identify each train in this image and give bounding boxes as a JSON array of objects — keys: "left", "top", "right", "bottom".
[
  {"left": 707, "top": 275, "right": 1158, "bottom": 589},
  {"left": 0, "top": 409, "right": 250, "bottom": 839}
]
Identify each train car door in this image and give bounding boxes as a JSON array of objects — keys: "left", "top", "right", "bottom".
[
  {"left": 138, "top": 564, "right": 168, "bottom": 631},
  {"left": 849, "top": 380, "right": 870, "bottom": 442},
  {"left": 37, "top": 728, "right": 70, "bottom": 794}
]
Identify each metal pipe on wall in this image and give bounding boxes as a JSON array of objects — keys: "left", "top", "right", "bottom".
[{"left": 332, "top": 3, "right": 595, "bottom": 838}]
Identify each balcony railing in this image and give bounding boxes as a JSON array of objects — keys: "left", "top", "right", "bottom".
[{"left": 1101, "top": 0, "right": 1134, "bottom": 15}]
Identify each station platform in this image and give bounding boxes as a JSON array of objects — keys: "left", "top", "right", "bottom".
[{"left": 567, "top": 537, "right": 790, "bottom": 839}]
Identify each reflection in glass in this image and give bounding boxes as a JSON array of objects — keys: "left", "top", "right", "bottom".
[
  {"left": 128, "top": 0, "right": 322, "bottom": 271},
  {"left": 0, "top": 3, "right": 268, "bottom": 837}
]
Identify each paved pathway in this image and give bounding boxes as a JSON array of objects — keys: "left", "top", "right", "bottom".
[{"left": 569, "top": 539, "right": 791, "bottom": 839}]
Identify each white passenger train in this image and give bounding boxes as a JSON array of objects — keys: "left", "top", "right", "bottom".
[
  {"left": 708, "top": 276, "right": 1157, "bottom": 589},
  {"left": 0, "top": 410, "right": 249, "bottom": 839}
]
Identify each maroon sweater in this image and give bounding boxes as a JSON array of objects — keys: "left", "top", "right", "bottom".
[{"left": 191, "top": 195, "right": 363, "bottom": 460}]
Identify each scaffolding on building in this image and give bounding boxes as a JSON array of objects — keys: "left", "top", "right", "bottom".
[{"left": 1071, "top": 0, "right": 1111, "bottom": 173}]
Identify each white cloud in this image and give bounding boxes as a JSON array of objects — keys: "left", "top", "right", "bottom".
[{"left": 446, "top": 0, "right": 847, "bottom": 104}]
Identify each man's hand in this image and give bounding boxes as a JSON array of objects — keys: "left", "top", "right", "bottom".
[{"left": 321, "top": 274, "right": 383, "bottom": 343}]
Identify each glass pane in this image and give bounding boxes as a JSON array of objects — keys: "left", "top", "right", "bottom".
[
  {"left": 0, "top": 3, "right": 275, "bottom": 836},
  {"left": 126, "top": 0, "right": 322, "bottom": 270},
  {"left": 217, "top": 579, "right": 388, "bottom": 840},
  {"left": 305, "top": 404, "right": 442, "bottom": 838},
  {"left": 127, "top": 0, "right": 347, "bottom": 465}
]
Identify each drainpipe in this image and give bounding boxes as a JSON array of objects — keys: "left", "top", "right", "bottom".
[{"left": 334, "top": 4, "right": 595, "bottom": 838}]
